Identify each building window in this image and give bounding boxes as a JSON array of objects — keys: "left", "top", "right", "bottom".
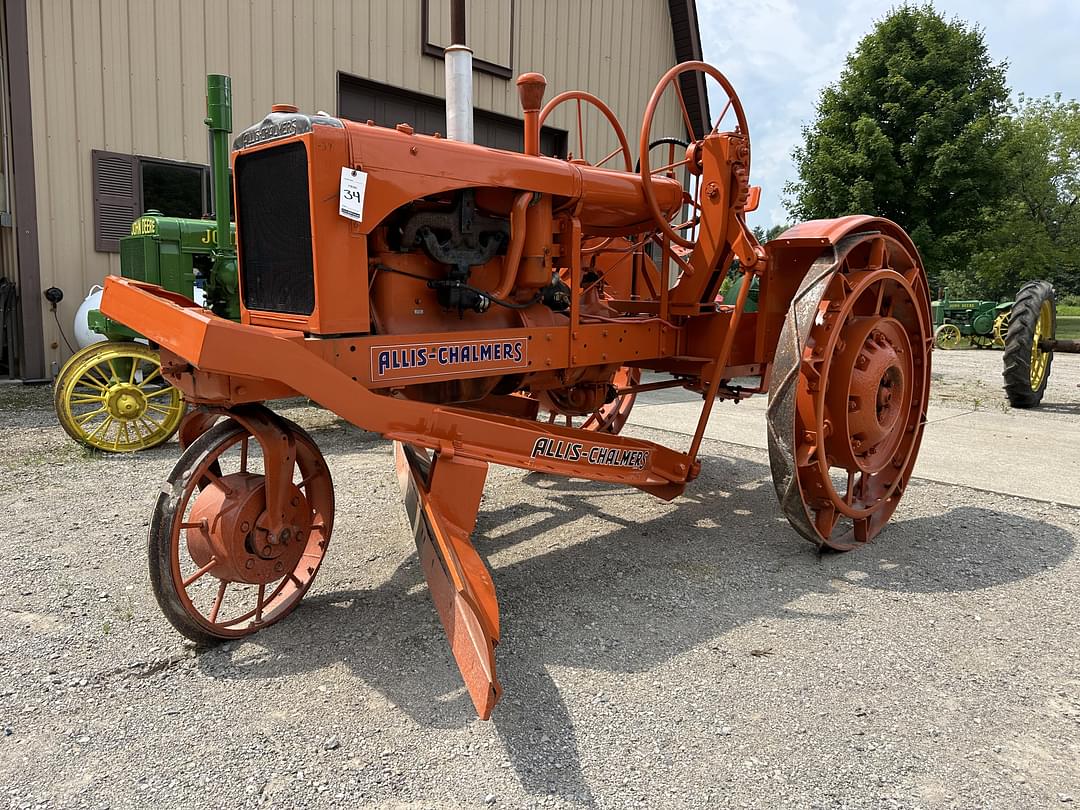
[
  {"left": 92, "top": 150, "right": 220, "bottom": 252},
  {"left": 421, "top": 0, "right": 513, "bottom": 79},
  {"left": 140, "top": 159, "right": 206, "bottom": 221}
]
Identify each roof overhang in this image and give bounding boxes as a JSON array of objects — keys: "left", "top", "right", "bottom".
[{"left": 667, "top": 0, "right": 711, "bottom": 139}]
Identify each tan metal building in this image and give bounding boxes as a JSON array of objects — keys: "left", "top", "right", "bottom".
[{"left": 0, "top": 0, "right": 705, "bottom": 380}]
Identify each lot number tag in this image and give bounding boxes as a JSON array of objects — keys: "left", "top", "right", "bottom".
[{"left": 339, "top": 168, "right": 368, "bottom": 222}]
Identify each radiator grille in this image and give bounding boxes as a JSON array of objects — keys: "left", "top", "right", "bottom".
[
  {"left": 119, "top": 236, "right": 155, "bottom": 282},
  {"left": 235, "top": 141, "right": 315, "bottom": 315}
]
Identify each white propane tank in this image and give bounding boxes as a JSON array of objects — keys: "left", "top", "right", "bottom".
[{"left": 74, "top": 286, "right": 108, "bottom": 349}]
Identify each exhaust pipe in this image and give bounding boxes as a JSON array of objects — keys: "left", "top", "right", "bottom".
[{"left": 445, "top": 45, "right": 474, "bottom": 143}]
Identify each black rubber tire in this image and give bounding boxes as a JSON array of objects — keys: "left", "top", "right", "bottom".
[
  {"left": 1003, "top": 280, "right": 1056, "bottom": 408},
  {"left": 148, "top": 414, "right": 333, "bottom": 645}
]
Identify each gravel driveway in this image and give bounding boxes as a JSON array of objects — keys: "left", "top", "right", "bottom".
[{"left": 1, "top": 352, "right": 1078, "bottom": 808}]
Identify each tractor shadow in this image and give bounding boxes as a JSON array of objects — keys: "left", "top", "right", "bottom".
[
  {"left": 196, "top": 452, "right": 1075, "bottom": 803},
  {"left": 1023, "top": 401, "right": 1080, "bottom": 415}
]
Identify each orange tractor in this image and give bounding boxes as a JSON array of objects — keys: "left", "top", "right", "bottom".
[{"left": 101, "top": 62, "right": 932, "bottom": 719}]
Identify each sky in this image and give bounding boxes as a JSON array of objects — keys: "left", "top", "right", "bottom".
[{"left": 695, "top": 0, "right": 1080, "bottom": 230}]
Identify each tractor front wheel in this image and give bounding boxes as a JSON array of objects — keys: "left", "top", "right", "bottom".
[
  {"left": 933, "top": 323, "right": 962, "bottom": 350},
  {"left": 53, "top": 341, "right": 185, "bottom": 452},
  {"left": 148, "top": 412, "right": 334, "bottom": 644},
  {"left": 1003, "top": 280, "right": 1055, "bottom": 408}
]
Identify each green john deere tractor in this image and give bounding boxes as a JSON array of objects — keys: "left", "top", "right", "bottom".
[
  {"left": 54, "top": 75, "right": 238, "bottom": 453},
  {"left": 931, "top": 291, "right": 1013, "bottom": 350}
]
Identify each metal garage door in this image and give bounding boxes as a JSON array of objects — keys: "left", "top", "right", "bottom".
[{"left": 338, "top": 74, "right": 566, "bottom": 157}]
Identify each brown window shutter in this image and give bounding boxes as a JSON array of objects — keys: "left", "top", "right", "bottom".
[{"left": 92, "top": 150, "right": 140, "bottom": 252}]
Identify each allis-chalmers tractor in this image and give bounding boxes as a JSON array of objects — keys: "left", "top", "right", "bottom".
[{"left": 101, "top": 62, "right": 932, "bottom": 719}]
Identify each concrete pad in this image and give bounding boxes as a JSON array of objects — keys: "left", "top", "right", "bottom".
[{"left": 628, "top": 392, "right": 1080, "bottom": 507}]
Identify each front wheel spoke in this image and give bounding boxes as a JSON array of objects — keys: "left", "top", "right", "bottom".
[
  {"left": 69, "top": 394, "right": 105, "bottom": 406},
  {"left": 86, "top": 367, "right": 113, "bottom": 388},
  {"left": 137, "top": 367, "right": 163, "bottom": 388},
  {"left": 75, "top": 374, "right": 107, "bottom": 392},
  {"left": 240, "top": 436, "right": 249, "bottom": 473},
  {"left": 208, "top": 580, "right": 228, "bottom": 623},
  {"left": 146, "top": 403, "right": 176, "bottom": 417},
  {"left": 86, "top": 415, "right": 114, "bottom": 441},
  {"left": 297, "top": 469, "right": 324, "bottom": 490},
  {"left": 142, "top": 387, "right": 175, "bottom": 400},
  {"left": 75, "top": 406, "right": 107, "bottom": 425},
  {"left": 138, "top": 416, "right": 162, "bottom": 437},
  {"left": 182, "top": 557, "right": 219, "bottom": 588},
  {"left": 254, "top": 583, "right": 266, "bottom": 623}
]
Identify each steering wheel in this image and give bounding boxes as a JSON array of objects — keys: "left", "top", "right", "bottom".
[
  {"left": 538, "top": 91, "right": 634, "bottom": 171},
  {"left": 639, "top": 62, "right": 750, "bottom": 249}
]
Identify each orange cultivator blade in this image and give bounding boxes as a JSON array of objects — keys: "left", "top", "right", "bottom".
[{"left": 394, "top": 442, "right": 501, "bottom": 718}]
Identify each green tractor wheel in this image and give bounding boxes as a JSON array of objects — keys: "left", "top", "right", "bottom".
[
  {"left": 54, "top": 341, "right": 185, "bottom": 452},
  {"left": 934, "top": 323, "right": 962, "bottom": 350},
  {"left": 1003, "top": 281, "right": 1055, "bottom": 408}
]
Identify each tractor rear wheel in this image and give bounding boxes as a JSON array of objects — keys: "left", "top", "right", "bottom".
[
  {"left": 1003, "top": 280, "right": 1055, "bottom": 408},
  {"left": 767, "top": 233, "right": 931, "bottom": 550},
  {"left": 538, "top": 366, "right": 640, "bottom": 435},
  {"left": 148, "top": 412, "right": 334, "bottom": 644}
]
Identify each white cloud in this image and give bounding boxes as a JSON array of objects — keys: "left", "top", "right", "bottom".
[{"left": 695, "top": 0, "right": 1080, "bottom": 230}]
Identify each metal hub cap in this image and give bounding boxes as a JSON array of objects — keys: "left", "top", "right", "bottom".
[
  {"left": 186, "top": 472, "right": 312, "bottom": 585},
  {"left": 105, "top": 383, "right": 147, "bottom": 420},
  {"left": 825, "top": 318, "right": 912, "bottom": 475}
]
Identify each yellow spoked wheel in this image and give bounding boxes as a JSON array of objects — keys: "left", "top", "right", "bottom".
[
  {"left": 1030, "top": 300, "right": 1053, "bottom": 388},
  {"left": 933, "top": 323, "right": 962, "bottom": 349},
  {"left": 54, "top": 341, "right": 185, "bottom": 452},
  {"left": 992, "top": 310, "right": 1011, "bottom": 347}
]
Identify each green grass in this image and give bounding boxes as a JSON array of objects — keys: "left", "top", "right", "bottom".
[
  {"left": 1058, "top": 304, "right": 1080, "bottom": 317},
  {"left": 1058, "top": 314, "right": 1080, "bottom": 340}
]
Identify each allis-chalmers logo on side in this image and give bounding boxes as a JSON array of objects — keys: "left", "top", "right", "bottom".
[
  {"left": 530, "top": 437, "right": 650, "bottom": 471},
  {"left": 372, "top": 338, "right": 527, "bottom": 381}
]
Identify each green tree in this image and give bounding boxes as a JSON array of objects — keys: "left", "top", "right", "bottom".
[
  {"left": 953, "top": 95, "right": 1080, "bottom": 298},
  {"left": 786, "top": 4, "right": 1010, "bottom": 288}
]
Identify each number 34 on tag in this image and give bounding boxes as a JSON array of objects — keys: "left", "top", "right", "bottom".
[{"left": 339, "top": 168, "right": 368, "bottom": 222}]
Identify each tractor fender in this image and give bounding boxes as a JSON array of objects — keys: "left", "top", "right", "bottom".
[
  {"left": 770, "top": 215, "right": 924, "bottom": 269},
  {"left": 763, "top": 214, "right": 929, "bottom": 311},
  {"left": 759, "top": 215, "right": 931, "bottom": 380}
]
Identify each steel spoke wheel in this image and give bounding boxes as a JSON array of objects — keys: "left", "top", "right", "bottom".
[
  {"left": 933, "top": 323, "right": 962, "bottom": 350},
  {"left": 767, "top": 233, "right": 932, "bottom": 550},
  {"left": 639, "top": 61, "right": 750, "bottom": 249},
  {"left": 538, "top": 367, "right": 641, "bottom": 435},
  {"left": 148, "top": 411, "right": 334, "bottom": 643},
  {"left": 992, "top": 310, "right": 1011, "bottom": 348},
  {"left": 538, "top": 90, "right": 634, "bottom": 170},
  {"left": 54, "top": 341, "right": 184, "bottom": 452}
]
